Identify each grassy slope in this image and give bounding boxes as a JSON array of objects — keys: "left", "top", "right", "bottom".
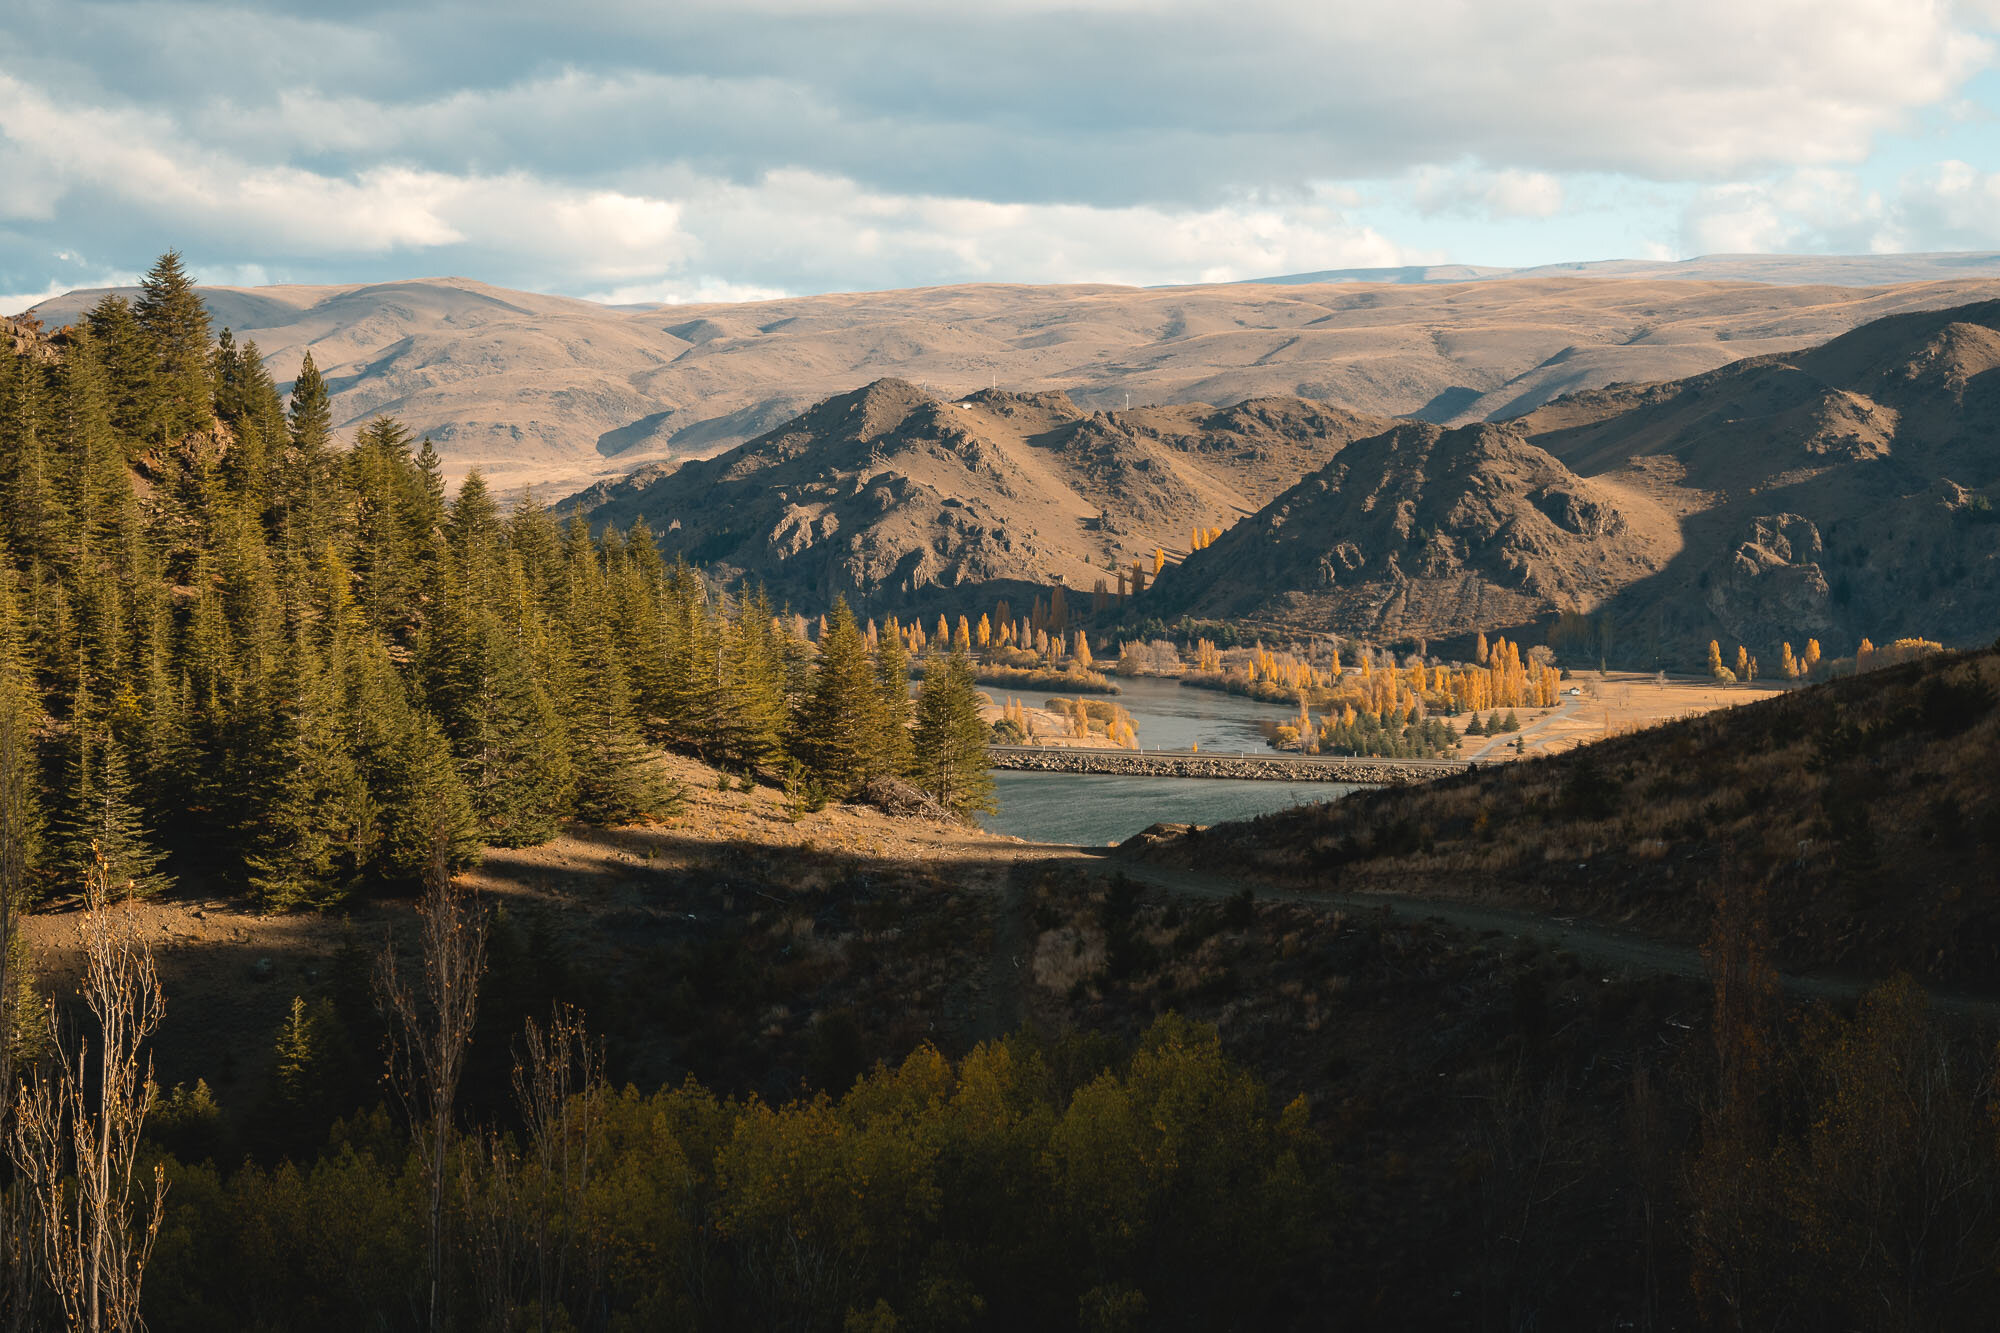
[{"left": 1151, "top": 646, "right": 2000, "bottom": 986}]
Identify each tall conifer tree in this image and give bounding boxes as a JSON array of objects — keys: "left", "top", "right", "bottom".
[
  {"left": 134, "top": 250, "right": 214, "bottom": 444},
  {"left": 911, "top": 647, "right": 995, "bottom": 818},
  {"left": 791, "top": 597, "right": 883, "bottom": 798}
]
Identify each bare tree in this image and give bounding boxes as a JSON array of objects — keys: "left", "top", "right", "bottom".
[
  {"left": 460, "top": 1005, "right": 607, "bottom": 1332},
  {"left": 0, "top": 688, "right": 35, "bottom": 1329},
  {"left": 514, "top": 1004, "right": 605, "bottom": 1330},
  {"left": 377, "top": 830, "right": 487, "bottom": 1333},
  {"left": 10, "top": 849, "right": 167, "bottom": 1333},
  {"left": 458, "top": 1125, "right": 527, "bottom": 1333}
]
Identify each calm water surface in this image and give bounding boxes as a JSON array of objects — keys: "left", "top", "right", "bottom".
[
  {"left": 978, "top": 675, "right": 1364, "bottom": 845},
  {"left": 978, "top": 771, "right": 1360, "bottom": 847}
]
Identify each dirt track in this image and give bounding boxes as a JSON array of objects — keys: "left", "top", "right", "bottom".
[{"left": 1013, "top": 845, "right": 2000, "bottom": 1022}]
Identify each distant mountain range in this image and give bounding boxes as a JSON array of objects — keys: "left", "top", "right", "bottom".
[
  {"left": 1244, "top": 251, "right": 2000, "bottom": 287},
  {"left": 27, "top": 259, "right": 2000, "bottom": 495},
  {"left": 577, "top": 297, "right": 2000, "bottom": 665}
]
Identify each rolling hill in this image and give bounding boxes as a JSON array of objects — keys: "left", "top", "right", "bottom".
[{"left": 28, "top": 267, "right": 2000, "bottom": 494}]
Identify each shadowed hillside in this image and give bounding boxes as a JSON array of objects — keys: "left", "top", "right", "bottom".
[
  {"left": 1149, "top": 419, "right": 1674, "bottom": 638},
  {"left": 1134, "top": 644, "right": 2000, "bottom": 986}
]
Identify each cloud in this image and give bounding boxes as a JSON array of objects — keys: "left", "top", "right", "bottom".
[
  {"left": 1897, "top": 159, "right": 2000, "bottom": 247},
  {"left": 1411, "top": 167, "right": 1566, "bottom": 221},
  {"left": 1678, "top": 161, "right": 2000, "bottom": 256},
  {"left": 1, "top": 0, "right": 1997, "bottom": 299}
]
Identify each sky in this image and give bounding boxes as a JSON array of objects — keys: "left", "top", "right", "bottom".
[{"left": 4, "top": 0, "right": 2000, "bottom": 313}]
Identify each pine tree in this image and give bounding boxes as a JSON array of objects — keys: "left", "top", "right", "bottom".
[
  {"left": 349, "top": 415, "right": 424, "bottom": 640},
  {"left": 565, "top": 618, "right": 678, "bottom": 824},
  {"left": 278, "top": 351, "right": 347, "bottom": 556},
  {"left": 0, "top": 346, "right": 62, "bottom": 568},
  {"left": 421, "top": 577, "right": 575, "bottom": 847},
  {"left": 134, "top": 250, "right": 214, "bottom": 444},
  {"left": 717, "top": 589, "right": 789, "bottom": 773},
  {"left": 791, "top": 597, "right": 884, "bottom": 798},
  {"left": 0, "top": 557, "right": 45, "bottom": 898},
  {"left": 911, "top": 648, "right": 995, "bottom": 818},
  {"left": 83, "top": 294, "right": 156, "bottom": 447},
  {"left": 57, "top": 727, "right": 171, "bottom": 899},
  {"left": 873, "top": 615, "right": 915, "bottom": 777},
  {"left": 246, "top": 638, "right": 373, "bottom": 910},
  {"left": 658, "top": 562, "right": 721, "bottom": 751}
]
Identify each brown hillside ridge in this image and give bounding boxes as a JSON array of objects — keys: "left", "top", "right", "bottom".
[
  {"left": 572, "top": 377, "right": 1396, "bottom": 611},
  {"left": 1150, "top": 297, "right": 2000, "bottom": 662},
  {"left": 1127, "top": 644, "right": 2000, "bottom": 988},
  {"left": 29, "top": 269, "right": 2000, "bottom": 492}
]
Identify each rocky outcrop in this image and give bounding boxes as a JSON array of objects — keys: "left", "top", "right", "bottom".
[{"left": 1149, "top": 420, "right": 1663, "bottom": 638}]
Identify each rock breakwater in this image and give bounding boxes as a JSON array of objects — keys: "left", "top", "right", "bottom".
[{"left": 989, "top": 747, "right": 1463, "bottom": 785}]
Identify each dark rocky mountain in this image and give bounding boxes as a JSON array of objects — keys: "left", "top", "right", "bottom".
[
  {"left": 570, "top": 378, "right": 1395, "bottom": 613},
  {"left": 1148, "top": 420, "right": 1670, "bottom": 640},
  {"left": 1149, "top": 299, "right": 2000, "bottom": 664}
]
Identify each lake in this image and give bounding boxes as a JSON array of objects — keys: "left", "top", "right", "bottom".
[{"left": 976, "top": 674, "right": 1365, "bottom": 845}]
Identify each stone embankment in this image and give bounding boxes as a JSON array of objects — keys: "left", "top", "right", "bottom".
[{"left": 988, "top": 746, "right": 1465, "bottom": 785}]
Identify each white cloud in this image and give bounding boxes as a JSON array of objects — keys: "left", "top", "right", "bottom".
[
  {"left": 1680, "top": 162, "right": 2000, "bottom": 256},
  {"left": 2, "top": 0, "right": 1997, "bottom": 298},
  {"left": 1411, "top": 167, "right": 1566, "bottom": 220},
  {"left": 661, "top": 169, "right": 1408, "bottom": 290},
  {"left": 1897, "top": 159, "right": 2000, "bottom": 247}
]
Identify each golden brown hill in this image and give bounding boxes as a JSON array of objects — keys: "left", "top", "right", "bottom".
[
  {"left": 574, "top": 379, "right": 1395, "bottom": 611},
  {"left": 30, "top": 272, "right": 2000, "bottom": 493},
  {"left": 1154, "top": 298, "right": 2000, "bottom": 660}
]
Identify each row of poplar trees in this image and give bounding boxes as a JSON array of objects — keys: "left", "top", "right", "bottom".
[{"left": 0, "top": 252, "right": 990, "bottom": 911}]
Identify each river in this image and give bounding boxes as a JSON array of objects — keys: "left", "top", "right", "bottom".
[{"left": 975, "top": 674, "right": 1365, "bottom": 846}]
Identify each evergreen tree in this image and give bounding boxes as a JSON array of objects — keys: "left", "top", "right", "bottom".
[
  {"left": 791, "top": 597, "right": 883, "bottom": 799},
  {"left": 565, "top": 618, "right": 678, "bottom": 824},
  {"left": 874, "top": 614, "right": 915, "bottom": 777},
  {"left": 0, "top": 346, "right": 61, "bottom": 567},
  {"left": 0, "top": 557, "right": 44, "bottom": 895},
  {"left": 83, "top": 294, "right": 156, "bottom": 447},
  {"left": 134, "top": 250, "right": 214, "bottom": 444},
  {"left": 277, "top": 351, "right": 346, "bottom": 557},
  {"left": 345, "top": 640, "right": 479, "bottom": 880},
  {"left": 58, "top": 727, "right": 172, "bottom": 898},
  {"left": 717, "top": 588, "right": 789, "bottom": 773},
  {"left": 422, "top": 584, "right": 575, "bottom": 847},
  {"left": 910, "top": 647, "right": 995, "bottom": 818},
  {"left": 246, "top": 638, "right": 373, "bottom": 910},
  {"left": 349, "top": 415, "right": 423, "bottom": 640}
]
